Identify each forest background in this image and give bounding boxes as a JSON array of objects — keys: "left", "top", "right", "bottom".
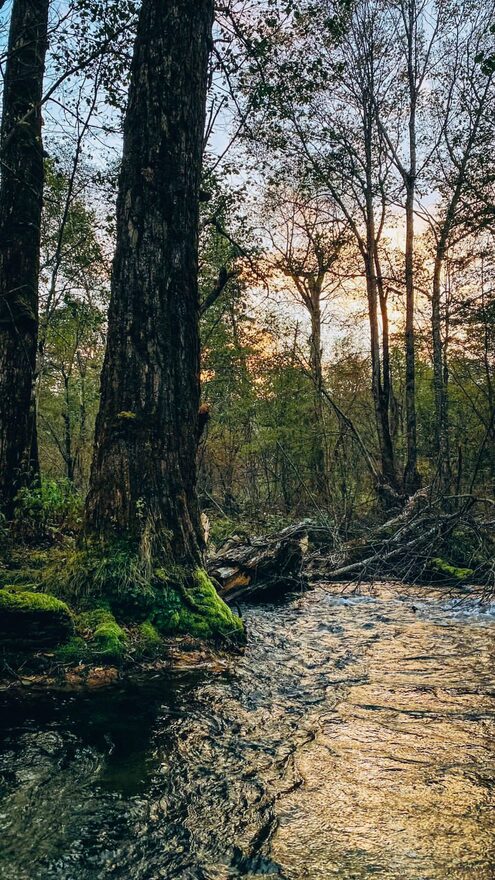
[{"left": 1, "top": 0, "right": 493, "bottom": 550}]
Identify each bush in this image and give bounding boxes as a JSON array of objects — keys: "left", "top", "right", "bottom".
[{"left": 13, "top": 479, "right": 83, "bottom": 540}]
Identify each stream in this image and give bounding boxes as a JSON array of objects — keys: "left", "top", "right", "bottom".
[{"left": 1, "top": 581, "right": 494, "bottom": 880}]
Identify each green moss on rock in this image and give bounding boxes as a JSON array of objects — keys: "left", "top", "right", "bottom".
[
  {"left": 40, "top": 543, "right": 245, "bottom": 649},
  {"left": 0, "top": 588, "right": 74, "bottom": 648}
]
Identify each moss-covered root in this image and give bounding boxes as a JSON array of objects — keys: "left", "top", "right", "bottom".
[
  {"left": 79, "top": 608, "right": 128, "bottom": 661},
  {"left": 0, "top": 588, "right": 74, "bottom": 648},
  {"left": 153, "top": 569, "right": 245, "bottom": 645},
  {"left": 56, "top": 615, "right": 163, "bottom": 665}
]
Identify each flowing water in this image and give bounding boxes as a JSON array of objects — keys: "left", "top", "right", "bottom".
[{"left": 1, "top": 582, "right": 495, "bottom": 880}]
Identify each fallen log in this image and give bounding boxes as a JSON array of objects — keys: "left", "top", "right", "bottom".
[
  {"left": 207, "top": 525, "right": 309, "bottom": 602},
  {"left": 207, "top": 493, "right": 495, "bottom": 597}
]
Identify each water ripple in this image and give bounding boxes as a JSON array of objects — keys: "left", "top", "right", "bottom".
[{"left": 0, "top": 582, "right": 494, "bottom": 879}]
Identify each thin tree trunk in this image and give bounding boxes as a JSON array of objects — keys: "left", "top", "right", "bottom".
[
  {"left": 403, "top": 178, "right": 420, "bottom": 494},
  {"left": 403, "top": 0, "right": 421, "bottom": 495},
  {"left": 308, "top": 281, "right": 330, "bottom": 502},
  {"left": 0, "top": 0, "right": 49, "bottom": 517},
  {"left": 85, "top": 0, "right": 214, "bottom": 567},
  {"left": 431, "top": 240, "right": 451, "bottom": 493},
  {"left": 62, "top": 373, "right": 75, "bottom": 483},
  {"left": 364, "top": 226, "right": 398, "bottom": 495},
  {"left": 375, "top": 251, "right": 399, "bottom": 491}
]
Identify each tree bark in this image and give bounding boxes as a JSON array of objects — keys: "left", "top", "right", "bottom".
[
  {"left": 403, "top": 176, "right": 421, "bottom": 494},
  {"left": 402, "top": 0, "right": 421, "bottom": 495},
  {"left": 308, "top": 278, "right": 330, "bottom": 501},
  {"left": 85, "top": 0, "right": 214, "bottom": 567},
  {"left": 364, "top": 207, "right": 398, "bottom": 495},
  {"left": 431, "top": 241, "right": 451, "bottom": 493},
  {"left": 0, "top": 0, "right": 48, "bottom": 518}
]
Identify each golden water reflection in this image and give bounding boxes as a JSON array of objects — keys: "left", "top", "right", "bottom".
[{"left": 272, "top": 583, "right": 495, "bottom": 879}]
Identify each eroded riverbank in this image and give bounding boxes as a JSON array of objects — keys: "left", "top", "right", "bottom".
[{"left": 1, "top": 582, "right": 494, "bottom": 879}]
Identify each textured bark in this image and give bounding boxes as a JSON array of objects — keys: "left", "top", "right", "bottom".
[
  {"left": 85, "top": 0, "right": 214, "bottom": 566},
  {"left": 0, "top": 0, "right": 48, "bottom": 518},
  {"left": 208, "top": 526, "right": 307, "bottom": 601}
]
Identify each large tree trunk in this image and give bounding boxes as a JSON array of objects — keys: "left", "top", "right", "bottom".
[
  {"left": 85, "top": 0, "right": 214, "bottom": 567},
  {"left": 0, "top": 0, "right": 48, "bottom": 518}
]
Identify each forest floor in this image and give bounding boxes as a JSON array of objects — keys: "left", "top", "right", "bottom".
[{"left": 1, "top": 490, "right": 493, "bottom": 692}]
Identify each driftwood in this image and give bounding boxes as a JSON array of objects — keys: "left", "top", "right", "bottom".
[
  {"left": 208, "top": 524, "right": 309, "bottom": 602},
  {"left": 208, "top": 492, "right": 495, "bottom": 601},
  {"left": 305, "top": 492, "right": 494, "bottom": 587}
]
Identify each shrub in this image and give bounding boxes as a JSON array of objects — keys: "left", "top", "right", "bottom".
[{"left": 13, "top": 479, "right": 83, "bottom": 540}]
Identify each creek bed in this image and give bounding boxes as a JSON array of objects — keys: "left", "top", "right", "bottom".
[{"left": 1, "top": 581, "right": 494, "bottom": 879}]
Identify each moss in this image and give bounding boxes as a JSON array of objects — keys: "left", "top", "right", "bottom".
[
  {"left": 0, "top": 588, "right": 74, "bottom": 648},
  {"left": 116, "top": 411, "right": 137, "bottom": 420},
  {"left": 75, "top": 606, "right": 127, "bottom": 662},
  {"left": 91, "top": 620, "right": 127, "bottom": 661},
  {"left": 56, "top": 636, "right": 89, "bottom": 664},
  {"left": 54, "top": 609, "right": 128, "bottom": 665},
  {"left": 38, "top": 542, "right": 244, "bottom": 647},
  {"left": 135, "top": 620, "right": 162, "bottom": 658},
  {"left": 78, "top": 606, "right": 114, "bottom": 631},
  {"left": 0, "top": 588, "right": 69, "bottom": 614},
  {"left": 1, "top": 582, "right": 39, "bottom": 593},
  {"left": 430, "top": 557, "right": 474, "bottom": 581},
  {"left": 152, "top": 568, "right": 245, "bottom": 644}
]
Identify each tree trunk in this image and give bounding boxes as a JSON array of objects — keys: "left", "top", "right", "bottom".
[
  {"left": 0, "top": 0, "right": 48, "bottom": 518},
  {"left": 432, "top": 242, "right": 451, "bottom": 493},
  {"left": 62, "top": 373, "right": 75, "bottom": 483},
  {"left": 363, "top": 122, "right": 399, "bottom": 497},
  {"left": 308, "top": 281, "right": 329, "bottom": 501},
  {"left": 85, "top": 0, "right": 214, "bottom": 568},
  {"left": 403, "top": 0, "right": 421, "bottom": 496},
  {"left": 403, "top": 179, "right": 421, "bottom": 494},
  {"left": 364, "top": 232, "right": 398, "bottom": 496}
]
